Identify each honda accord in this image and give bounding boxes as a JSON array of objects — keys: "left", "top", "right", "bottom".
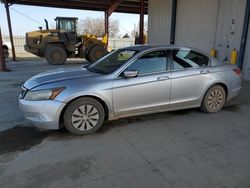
[{"left": 19, "top": 45, "right": 242, "bottom": 135}]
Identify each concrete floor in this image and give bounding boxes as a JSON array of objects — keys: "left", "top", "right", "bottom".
[{"left": 0, "top": 59, "right": 250, "bottom": 188}]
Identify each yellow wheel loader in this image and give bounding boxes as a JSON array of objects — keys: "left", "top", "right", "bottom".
[{"left": 25, "top": 17, "right": 108, "bottom": 65}]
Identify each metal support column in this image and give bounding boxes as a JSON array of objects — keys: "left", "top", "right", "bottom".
[
  {"left": 5, "top": 2, "right": 16, "bottom": 61},
  {"left": 0, "top": 27, "right": 7, "bottom": 72},
  {"left": 238, "top": 0, "right": 250, "bottom": 70},
  {"left": 139, "top": 0, "right": 144, "bottom": 44},
  {"left": 170, "top": 0, "right": 177, "bottom": 44},
  {"left": 104, "top": 0, "right": 123, "bottom": 49},
  {"left": 104, "top": 10, "right": 109, "bottom": 49}
]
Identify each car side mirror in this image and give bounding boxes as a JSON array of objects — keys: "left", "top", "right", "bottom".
[
  {"left": 123, "top": 70, "right": 138, "bottom": 78},
  {"left": 82, "top": 63, "right": 90, "bottom": 68}
]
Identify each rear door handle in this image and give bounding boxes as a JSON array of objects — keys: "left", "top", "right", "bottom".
[
  {"left": 157, "top": 76, "right": 169, "bottom": 81},
  {"left": 200, "top": 70, "right": 211, "bottom": 74}
]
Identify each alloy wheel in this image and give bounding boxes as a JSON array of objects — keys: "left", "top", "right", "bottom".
[
  {"left": 71, "top": 104, "right": 100, "bottom": 131},
  {"left": 201, "top": 85, "right": 226, "bottom": 113},
  {"left": 207, "top": 89, "right": 224, "bottom": 110}
]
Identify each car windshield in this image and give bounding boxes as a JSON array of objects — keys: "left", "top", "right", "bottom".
[{"left": 86, "top": 49, "right": 138, "bottom": 74}]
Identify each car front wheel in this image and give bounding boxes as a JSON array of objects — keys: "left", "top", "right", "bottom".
[{"left": 63, "top": 97, "right": 105, "bottom": 135}]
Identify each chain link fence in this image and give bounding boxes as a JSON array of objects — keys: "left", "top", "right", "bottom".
[
  {"left": 108, "top": 38, "right": 135, "bottom": 51},
  {"left": 2, "top": 35, "right": 135, "bottom": 58}
]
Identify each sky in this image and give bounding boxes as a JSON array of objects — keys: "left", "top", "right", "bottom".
[{"left": 0, "top": 4, "right": 147, "bottom": 37}]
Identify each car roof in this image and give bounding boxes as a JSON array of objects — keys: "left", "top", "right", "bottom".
[
  {"left": 122, "top": 44, "right": 169, "bottom": 51},
  {"left": 121, "top": 44, "right": 211, "bottom": 57}
]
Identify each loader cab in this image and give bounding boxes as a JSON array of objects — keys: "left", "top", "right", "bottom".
[
  {"left": 55, "top": 17, "right": 78, "bottom": 49},
  {"left": 55, "top": 17, "right": 78, "bottom": 33}
]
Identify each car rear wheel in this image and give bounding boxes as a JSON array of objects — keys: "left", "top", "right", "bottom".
[
  {"left": 45, "top": 45, "right": 66, "bottom": 65},
  {"left": 63, "top": 97, "right": 105, "bottom": 135},
  {"left": 201, "top": 85, "right": 226, "bottom": 113}
]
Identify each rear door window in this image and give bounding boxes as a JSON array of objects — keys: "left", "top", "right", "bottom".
[{"left": 172, "top": 50, "right": 209, "bottom": 70}]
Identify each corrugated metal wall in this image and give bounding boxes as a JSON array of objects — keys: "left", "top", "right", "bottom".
[
  {"left": 148, "top": 0, "right": 248, "bottom": 80},
  {"left": 175, "top": 0, "right": 246, "bottom": 59},
  {"left": 148, "top": 0, "right": 172, "bottom": 44},
  {"left": 175, "top": 0, "right": 219, "bottom": 52},
  {"left": 214, "top": 0, "right": 246, "bottom": 60},
  {"left": 243, "top": 19, "right": 250, "bottom": 80}
]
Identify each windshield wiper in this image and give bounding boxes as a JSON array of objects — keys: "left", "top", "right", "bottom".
[
  {"left": 87, "top": 67, "right": 107, "bottom": 74},
  {"left": 82, "top": 63, "right": 91, "bottom": 69},
  {"left": 87, "top": 67, "right": 97, "bottom": 73}
]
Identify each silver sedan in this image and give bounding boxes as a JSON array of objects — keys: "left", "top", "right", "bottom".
[{"left": 19, "top": 45, "right": 242, "bottom": 135}]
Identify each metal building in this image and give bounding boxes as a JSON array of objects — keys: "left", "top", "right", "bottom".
[{"left": 148, "top": 0, "right": 250, "bottom": 80}]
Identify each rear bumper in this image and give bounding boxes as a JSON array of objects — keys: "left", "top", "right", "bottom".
[
  {"left": 228, "top": 86, "right": 241, "bottom": 100},
  {"left": 19, "top": 99, "right": 66, "bottom": 130},
  {"left": 227, "top": 76, "right": 242, "bottom": 100}
]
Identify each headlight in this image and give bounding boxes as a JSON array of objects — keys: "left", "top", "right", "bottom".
[
  {"left": 48, "top": 32, "right": 59, "bottom": 37},
  {"left": 24, "top": 87, "right": 65, "bottom": 101}
]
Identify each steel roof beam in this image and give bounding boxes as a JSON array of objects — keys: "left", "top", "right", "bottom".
[
  {"left": 5, "top": 0, "right": 148, "bottom": 14},
  {"left": 107, "top": 0, "right": 124, "bottom": 17}
]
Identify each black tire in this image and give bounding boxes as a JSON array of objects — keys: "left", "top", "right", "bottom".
[
  {"left": 201, "top": 85, "right": 226, "bottom": 113},
  {"left": 44, "top": 45, "right": 67, "bottom": 65},
  {"left": 88, "top": 45, "right": 107, "bottom": 63},
  {"left": 63, "top": 97, "right": 105, "bottom": 135},
  {"left": 3, "top": 47, "right": 9, "bottom": 58},
  {"left": 85, "top": 53, "right": 91, "bottom": 62}
]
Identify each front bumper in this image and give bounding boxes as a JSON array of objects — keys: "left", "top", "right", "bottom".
[
  {"left": 24, "top": 45, "right": 39, "bottom": 55},
  {"left": 19, "top": 99, "right": 66, "bottom": 130}
]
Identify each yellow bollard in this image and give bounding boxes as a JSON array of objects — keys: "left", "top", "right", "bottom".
[
  {"left": 143, "top": 34, "right": 148, "bottom": 44},
  {"left": 101, "top": 34, "right": 108, "bottom": 45},
  {"left": 210, "top": 48, "right": 216, "bottom": 57},
  {"left": 107, "top": 46, "right": 113, "bottom": 52},
  {"left": 230, "top": 48, "right": 238, "bottom": 64}
]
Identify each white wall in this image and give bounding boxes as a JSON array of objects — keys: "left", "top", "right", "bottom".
[
  {"left": 243, "top": 19, "right": 250, "bottom": 80},
  {"left": 214, "top": 0, "right": 246, "bottom": 60},
  {"left": 175, "top": 0, "right": 219, "bottom": 52},
  {"left": 175, "top": 0, "right": 246, "bottom": 57},
  {"left": 148, "top": 0, "right": 172, "bottom": 44},
  {"left": 148, "top": 0, "right": 249, "bottom": 80}
]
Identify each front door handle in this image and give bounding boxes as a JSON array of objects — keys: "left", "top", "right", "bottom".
[
  {"left": 200, "top": 70, "right": 211, "bottom": 74},
  {"left": 157, "top": 76, "right": 169, "bottom": 81}
]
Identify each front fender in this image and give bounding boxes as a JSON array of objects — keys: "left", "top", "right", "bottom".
[{"left": 62, "top": 90, "right": 113, "bottom": 117}]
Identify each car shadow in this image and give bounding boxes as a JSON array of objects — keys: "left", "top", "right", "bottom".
[
  {"left": 0, "top": 103, "right": 242, "bottom": 155},
  {"left": 0, "top": 126, "right": 50, "bottom": 155},
  {"left": 98, "top": 108, "right": 199, "bottom": 134}
]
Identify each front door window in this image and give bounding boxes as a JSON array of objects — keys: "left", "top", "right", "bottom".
[{"left": 126, "top": 50, "right": 169, "bottom": 75}]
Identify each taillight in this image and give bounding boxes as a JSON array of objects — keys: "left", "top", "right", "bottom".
[{"left": 233, "top": 68, "right": 241, "bottom": 76}]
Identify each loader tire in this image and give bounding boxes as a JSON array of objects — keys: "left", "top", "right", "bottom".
[
  {"left": 88, "top": 45, "right": 107, "bottom": 63},
  {"left": 85, "top": 53, "right": 90, "bottom": 62},
  {"left": 3, "top": 46, "right": 9, "bottom": 58},
  {"left": 45, "top": 45, "right": 66, "bottom": 65}
]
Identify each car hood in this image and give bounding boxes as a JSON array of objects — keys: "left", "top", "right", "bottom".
[{"left": 23, "top": 67, "right": 99, "bottom": 90}]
